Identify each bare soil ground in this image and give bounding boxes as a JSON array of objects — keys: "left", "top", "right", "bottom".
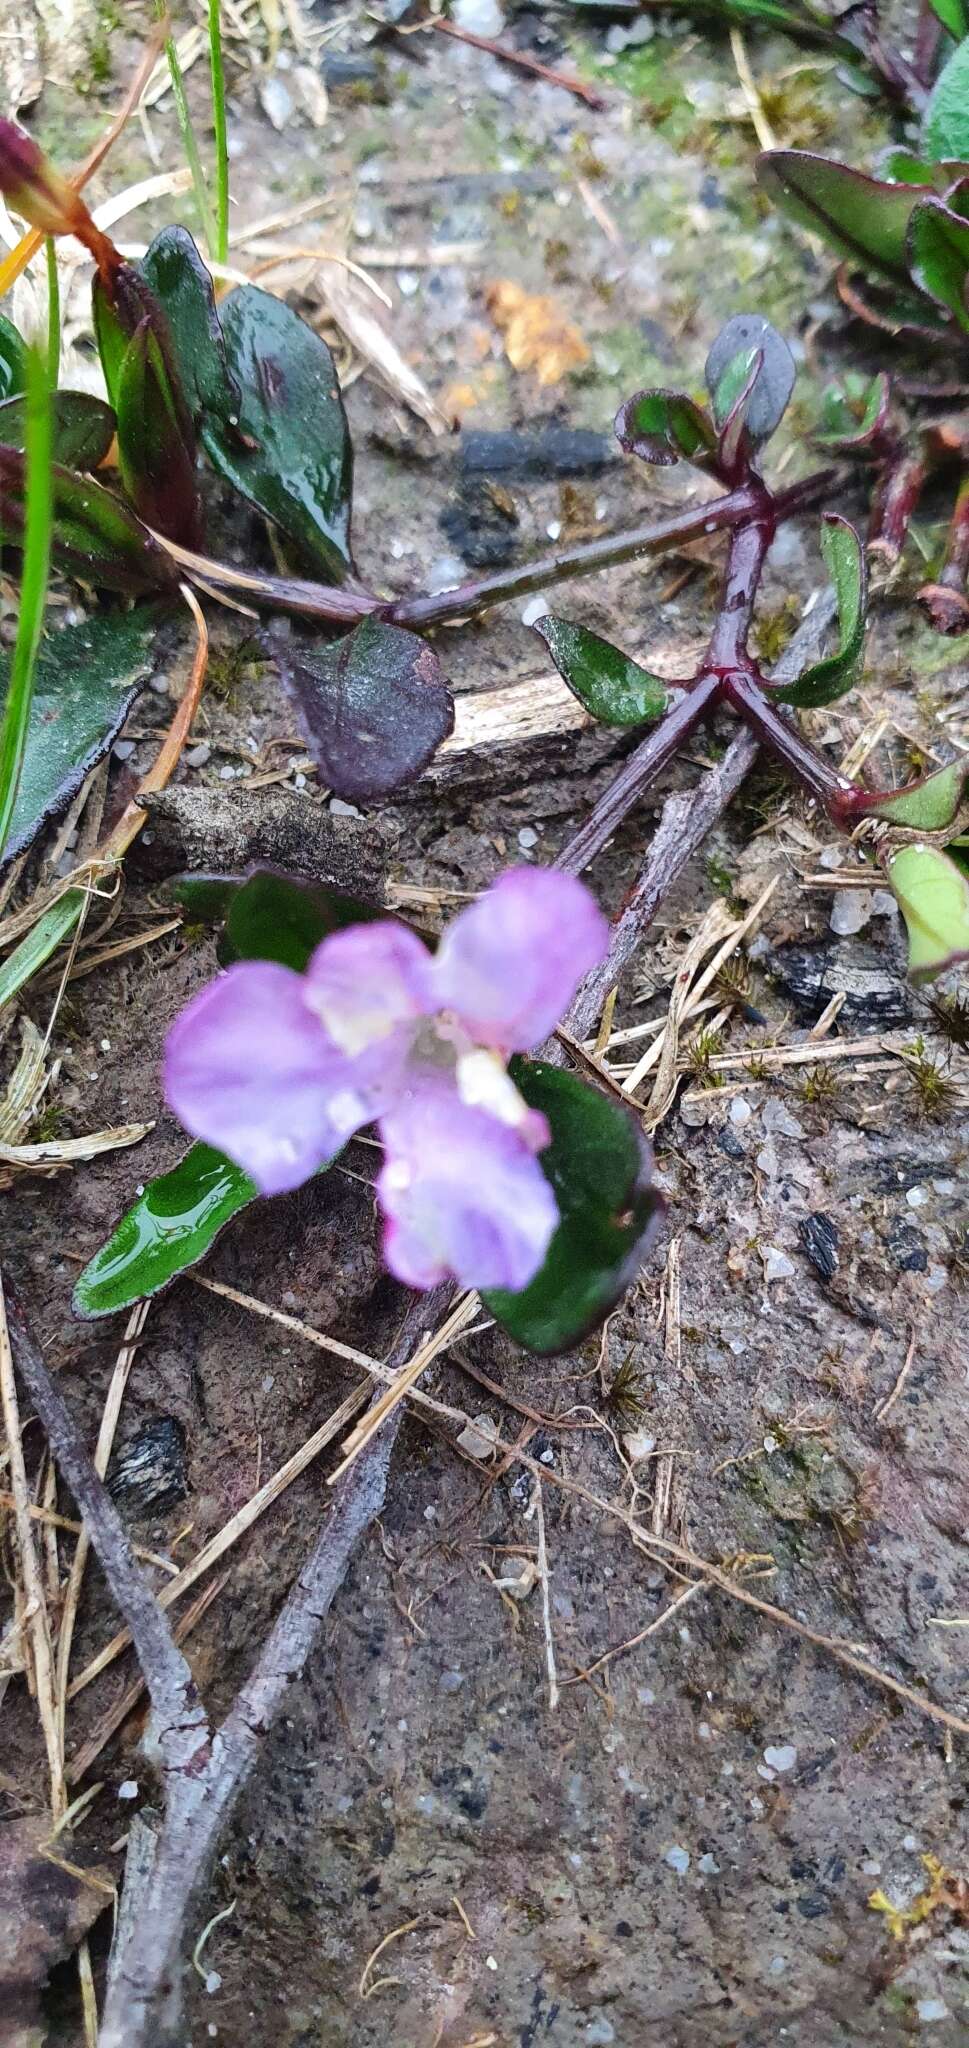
[{"left": 2, "top": 4, "right": 968, "bottom": 2044}]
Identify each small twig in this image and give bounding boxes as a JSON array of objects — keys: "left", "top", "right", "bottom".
[
  {"left": 431, "top": 15, "right": 607, "bottom": 109},
  {"left": 729, "top": 27, "right": 777, "bottom": 149},
  {"left": 563, "top": 1577, "right": 709, "bottom": 1686},
  {"left": 875, "top": 1320, "right": 921, "bottom": 1423},
  {"left": 530, "top": 1480, "right": 559, "bottom": 1711},
  {"left": 0, "top": 1275, "right": 65, "bottom": 1814}
]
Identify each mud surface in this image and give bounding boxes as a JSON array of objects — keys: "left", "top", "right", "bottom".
[{"left": 2, "top": 4, "right": 968, "bottom": 2044}]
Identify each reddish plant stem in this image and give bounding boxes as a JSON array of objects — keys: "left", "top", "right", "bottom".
[
  {"left": 724, "top": 670, "right": 854, "bottom": 812},
  {"left": 555, "top": 673, "right": 721, "bottom": 878},
  {"left": 870, "top": 446, "right": 927, "bottom": 558},
  {"left": 919, "top": 473, "right": 969, "bottom": 632},
  {"left": 386, "top": 471, "right": 834, "bottom": 632}
]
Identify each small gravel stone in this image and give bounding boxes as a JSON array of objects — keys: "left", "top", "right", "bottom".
[
  {"left": 764, "top": 1744, "right": 797, "bottom": 1773},
  {"left": 763, "top": 1246, "right": 795, "bottom": 1283},
  {"left": 664, "top": 1845, "right": 690, "bottom": 1874},
  {"left": 729, "top": 1096, "right": 753, "bottom": 1126},
  {"left": 830, "top": 890, "right": 873, "bottom": 937}
]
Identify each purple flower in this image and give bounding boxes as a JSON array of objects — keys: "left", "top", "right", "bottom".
[{"left": 164, "top": 867, "right": 609, "bottom": 1293}]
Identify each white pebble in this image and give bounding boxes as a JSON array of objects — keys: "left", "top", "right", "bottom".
[
  {"left": 916, "top": 2000, "right": 949, "bottom": 2024},
  {"left": 521, "top": 594, "right": 549, "bottom": 627},
  {"left": 118, "top": 1779, "right": 139, "bottom": 1800},
  {"left": 830, "top": 889, "right": 873, "bottom": 937},
  {"left": 764, "top": 1744, "right": 797, "bottom": 1773},
  {"left": 517, "top": 826, "right": 539, "bottom": 850},
  {"left": 112, "top": 738, "right": 135, "bottom": 761},
  {"left": 329, "top": 798, "right": 361, "bottom": 818},
  {"left": 664, "top": 1845, "right": 690, "bottom": 1874},
  {"left": 204, "top": 1971, "right": 222, "bottom": 1996},
  {"left": 906, "top": 1186, "right": 928, "bottom": 1208},
  {"left": 729, "top": 1096, "right": 752, "bottom": 1126},
  {"left": 763, "top": 1246, "right": 795, "bottom": 1283},
  {"left": 818, "top": 845, "right": 843, "bottom": 870},
  {"left": 698, "top": 1852, "right": 720, "bottom": 1874}
]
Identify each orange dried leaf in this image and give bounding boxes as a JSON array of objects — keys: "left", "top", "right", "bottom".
[{"left": 485, "top": 278, "right": 589, "bottom": 387}]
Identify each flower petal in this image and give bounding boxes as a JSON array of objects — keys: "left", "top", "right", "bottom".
[
  {"left": 302, "top": 920, "right": 434, "bottom": 1056},
  {"left": 165, "top": 961, "right": 366, "bottom": 1195},
  {"left": 377, "top": 1083, "right": 559, "bottom": 1291},
  {"left": 431, "top": 867, "right": 609, "bottom": 1051}
]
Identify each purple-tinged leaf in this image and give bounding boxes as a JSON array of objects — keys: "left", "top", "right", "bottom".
[
  {"left": 140, "top": 226, "right": 239, "bottom": 430},
  {"left": 0, "top": 389, "right": 115, "bottom": 470},
  {"left": 271, "top": 617, "right": 454, "bottom": 800},
  {"left": 705, "top": 314, "right": 795, "bottom": 447},
  {"left": 0, "top": 449, "right": 179, "bottom": 594},
  {"left": 613, "top": 388, "right": 715, "bottom": 468},
  {"left": 532, "top": 615, "right": 668, "bottom": 726},
  {"left": 813, "top": 372, "right": 891, "bottom": 453},
  {"left": 114, "top": 316, "right": 201, "bottom": 544},
  {"left": 862, "top": 760, "right": 968, "bottom": 832},
  {"left": 757, "top": 150, "right": 931, "bottom": 281}
]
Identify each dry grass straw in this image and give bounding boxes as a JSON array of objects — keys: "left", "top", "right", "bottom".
[{"left": 620, "top": 879, "right": 778, "bottom": 1116}]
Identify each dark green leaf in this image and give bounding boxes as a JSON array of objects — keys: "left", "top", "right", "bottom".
[
  {"left": 876, "top": 147, "right": 944, "bottom": 185},
  {"left": 613, "top": 388, "right": 715, "bottom": 468},
  {"left": 114, "top": 317, "right": 201, "bottom": 543},
  {"left": 908, "top": 197, "right": 969, "bottom": 330},
  {"left": 0, "top": 450, "right": 179, "bottom": 593},
  {"left": 271, "top": 617, "right": 454, "bottom": 800},
  {"left": 0, "top": 607, "right": 160, "bottom": 867},
  {"left": 757, "top": 150, "right": 928, "bottom": 281},
  {"left": 0, "top": 312, "right": 27, "bottom": 401},
  {"left": 927, "top": 0, "right": 968, "bottom": 38},
  {"left": 533, "top": 615, "right": 668, "bottom": 727},
  {"left": 705, "top": 314, "right": 795, "bottom": 445},
  {"left": 813, "top": 371, "right": 891, "bottom": 452},
  {"left": 864, "top": 759, "right": 968, "bottom": 830},
  {"left": 0, "top": 389, "right": 116, "bottom": 470},
  {"left": 923, "top": 39, "right": 969, "bottom": 164},
  {"left": 91, "top": 273, "right": 129, "bottom": 409},
  {"left": 201, "top": 285, "right": 353, "bottom": 581},
  {"left": 167, "top": 872, "right": 246, "bottom": 925},
  {"left": 140, "top": 225, "right": 239, "bottom": 428},
  {"left": 886, "top": 841, "right": 969, "bottom": 981},
  {"left": 73, "top": 1142, "right": 258, "bottom": 1317},
  {"left": 773, "top": 515, "right": 867, "bottom": 707},
  {"left": 483, "top": 1060, "right": 663, "bottom": 1355},
  {"left": 168, "top": 864, "right": 388, "bottom": 969}
]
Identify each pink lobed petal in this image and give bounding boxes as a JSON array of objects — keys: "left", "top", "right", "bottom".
[
  {"left": 376, "top": 1082, "right": 559, "bottom": 1292},
  {"left": 431, "top": 867, "right": 609, "bottom": 1051},
  {"left": 302, "top": 920, "right": 434, "bottom": 1058},
  {"left": 164, "top": 960, "right": 369, "bottom": 1195}
]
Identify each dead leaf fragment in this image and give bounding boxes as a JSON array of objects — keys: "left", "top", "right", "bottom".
[{"left": 485, "top": 278, "right": 590, "bottom": 386}]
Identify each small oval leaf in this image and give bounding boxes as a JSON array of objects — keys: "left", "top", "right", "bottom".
[
  {"left": 172, "top": 864, "right": 390, "bottom": 970},
  {"left": 272, "top": 618, "right": 454, "bottom": 800},
  {"left": 865, "top": 760, "right": 968, "bottom": 831},
  {"left": 705, "top": 314, "right": 795, "bottom": 447},
  {"left": 886, "top": 841, "right": 969, "bottom": 981},
  {"left": 813, "top": 372, "right": 891, "bottom": 452},
  {"left": 72, "top": 1141, "right": 258, "bottom": 1317},
  {"left": 772, "top": 515, "right": 867, "bottom": 707},
  {"left": 613, "top": 388, "right": 715, "bottom": 468},
  {"left": 140, "top": 225, "right": 240, "bottom": 428},
  {"left": 907, "top": 197, "right": 969, "bottom": 330},
  {"left": 115, "top": 317, "right": 201, "bottom": 543},
  {"left": 533, "top": 615, "right": 668, "bottom": 727},
  {"left": 483, "top": 1060, "right": 663, "bottom": 1355}
]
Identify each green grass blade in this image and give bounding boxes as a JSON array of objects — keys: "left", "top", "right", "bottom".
[
  {"left": 0, "top": 889, "right": 82, "bottom": 1013},
  {"left": 45, "top": 238, "right": 60, "bottom": 382},
  {"left": 162, "top": 19, "right": 218, "bottom": 258},
  {"left": 0, "top": 344, "right": 53, "bottom": 859},
  {"left": 208, "top": 0, "right": 229, "bottom": 266}
]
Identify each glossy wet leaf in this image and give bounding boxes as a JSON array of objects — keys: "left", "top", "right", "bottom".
[
  {"left": 908, "top": 197, "right": 969, "bottom": 329},
  {"left": 705, "top": 314, "right": 795, "bottom": 445},
  {"left": 0, "top": 389, "right": 115, "bottom": 470},
  {"left": 0, "top": 607, "right": 159, "bottom": 866},
  {"left": 483, "top": 1060, "right": 663, "bottom": 1355},
  {"left": 0, "top": 450, "right": 178, "bottom": 594},
  {"left": 886, "top": 842, "right": 969, "bottom": 981},
  {"left": 0, "top": 313, "right": 27, "bottom": 400},
  {"left": 773, "top": 516, "right": 867, "bottom": 707},
  {"left": 923, "top": 38, "right": 969, "bottom": 164},
  {"left": 140, "top": 225, "right": 239, "bottom": 427},
  {"left": 533, "top": 616, "right": 668, "bottom": 727},
  {"left": 272, "top": 617, "right": 454, "bottom": 800},
  {"left": 613, "top": 388, "right": 715, "bottom": 468},
  {"left": 814, "top": 371, "right": 891, "bottom": 451},
  {"left": 866, "top": 759, "right": 968, "bottom": 831},
  {"left": 201, "top": 285, "right": 353, "bottom": 581},
  {"left": 757, "top": 150, "right": 928, "bottom": 280},
  {"left": 169, "top": 864, "right": 388, "bottom": 969},
  {"left": 114, "top": 317, "right": 201, "bottom": 543},
  {"left": 73, "top": 1141, "right": 258, "bottom": 1317}
]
